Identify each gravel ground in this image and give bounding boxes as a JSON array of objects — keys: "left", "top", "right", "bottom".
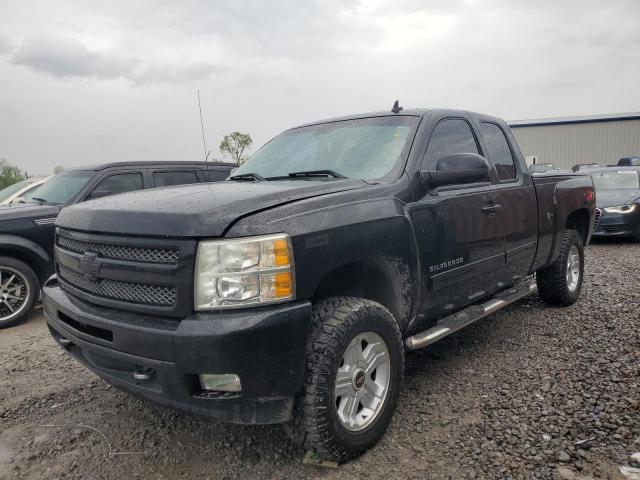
[{"left": 0, "top": 240, "right": 638, "bottom": 480}]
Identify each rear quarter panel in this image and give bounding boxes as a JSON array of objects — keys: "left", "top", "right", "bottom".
[{"left": 530, "top": 174, "right": 595, "bottom": 271}]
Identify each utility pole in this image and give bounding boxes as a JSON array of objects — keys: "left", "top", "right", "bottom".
[{"left": 197, "top": 90, "right": 209, "bottom": 161}]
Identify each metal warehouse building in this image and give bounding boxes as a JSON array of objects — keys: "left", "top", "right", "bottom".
[{"left": 508, "top": 112, "right": 640, "bottom": 170}]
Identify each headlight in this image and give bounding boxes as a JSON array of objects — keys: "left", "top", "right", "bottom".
[
  {"left": 604, "top": 204, "right": 637, "bottom": 214},
  {"left": 195, "top": 233, "right": 294, "bottom": 310}
]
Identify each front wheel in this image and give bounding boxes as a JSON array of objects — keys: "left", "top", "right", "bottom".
[
  {"left": 536, "top": 230, "right": 584, "bottom": 307},
  {"left": 0, "top": 256, "right": 39, "bottom": 329},
  {"left": 287, "top": 297, "right": 404, "bottom": 462}
]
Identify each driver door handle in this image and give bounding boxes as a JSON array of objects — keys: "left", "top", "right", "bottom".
[{"left": 482, "top": 203, "right": 502, "bottom": 214}]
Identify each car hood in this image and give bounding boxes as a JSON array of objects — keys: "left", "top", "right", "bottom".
[
  {"left": 57, "top": 179, "right": 368, "bottom": 237},
  {"left": 596, "top": 190, "right": 640, "bottom": 208},
  {"left": 0, "top": 202, "right": 60, "bottom": 222}
]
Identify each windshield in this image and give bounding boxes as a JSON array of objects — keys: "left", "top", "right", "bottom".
[
  {"left": 592, "top": 171, "right": 640, "bottom": 190},
  {"left": 233, "top": 116, "right": 418, "bottom": 180},
  {"left": 0, "top": 180, "right": 32, "bottom": 202},
  {"left": 22, "top": 170, "right": 94, "bottom": 204}
]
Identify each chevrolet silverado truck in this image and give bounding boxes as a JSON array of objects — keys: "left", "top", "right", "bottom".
[
  {"left": 43, "top": 107, "right": 595, "bottom": 461},
  {"left": 0, "top": 161, "right": 234, "bottom": 328}
]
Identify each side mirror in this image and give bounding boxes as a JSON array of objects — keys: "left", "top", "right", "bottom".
[
  {"left": 421, "top": 153, "right": 491, "bottom": 189},
  {"left": 87, "top": 189, "right": 111, "bottom": 200}
]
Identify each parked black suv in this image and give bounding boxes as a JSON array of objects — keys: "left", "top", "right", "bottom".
[
  {"left": 0, "top": 161, "right": 234, "bottom": 328},
  {"left": 43, "top": 109, "right": 595, "bottom": 461}
]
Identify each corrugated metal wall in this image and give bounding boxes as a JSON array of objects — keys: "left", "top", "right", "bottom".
[{"left": 511, "top": 119, "right": 640, "bottom": 169}]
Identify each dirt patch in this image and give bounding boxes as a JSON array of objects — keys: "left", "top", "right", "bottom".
[{"left": 1, "top": 241, "right": 638, "bottom": 479}]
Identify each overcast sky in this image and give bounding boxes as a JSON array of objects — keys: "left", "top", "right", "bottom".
[{"left": 1, "top": 0, "right": 639, "bottom": 175}]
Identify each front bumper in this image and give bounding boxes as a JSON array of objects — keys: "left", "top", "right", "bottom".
[
  {"left": 593, "top": 208, "right": 640, "bottom": 237},
  {"left": 43, "top": 278, "right": 312, "bottom": 424}
]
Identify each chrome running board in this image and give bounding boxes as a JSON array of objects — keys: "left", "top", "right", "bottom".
[{"left": 405, "top": 278, "right": 537, "bottom": 350}]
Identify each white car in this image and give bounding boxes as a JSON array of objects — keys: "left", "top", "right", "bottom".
[{"left": 0, "top": 177, "right": 49, "bottom": 205}]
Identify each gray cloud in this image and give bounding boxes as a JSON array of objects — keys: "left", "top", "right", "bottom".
[
  {"left": 130, "top": 62, "right": 225, "bottom": 86},
  {"left": 0, "top": 0, "right": 639, "bottom": 176},
  {"left": 10, "top": 35, "right": 223, "bottom": 84},
  {"left": 0, "top": 32, "right": 12, "bottom": 54},
  {"left": 11, "top": 36, "right": 136, "bottom": 79}
]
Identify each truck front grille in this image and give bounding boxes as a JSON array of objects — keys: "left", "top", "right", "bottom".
[
  {"left": 57, "top": 236, "right": 179, "bottom": 264},
  {"left": 54, "top": 228, "right": 196, "bottom": 317},
  {"left": 58, "top": 265, "right": 177, "bottom": 306},
  {"left": 594, "top": 208, "right": 602, "bottom": 230}
]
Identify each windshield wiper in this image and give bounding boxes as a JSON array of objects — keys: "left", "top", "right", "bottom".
[
  {"left": 28, "top": 197, "right": 53, "bottom": 205},
  {"left": 228, "top": 172, "right": 265, "bottom": 182},
  {"left": 287, "top": 170, "right": 347, "bottom": 179}
]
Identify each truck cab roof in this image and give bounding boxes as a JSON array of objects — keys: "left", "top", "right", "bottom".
[{"left": 290, "top": 108, "right": 506, "bottom": 131}]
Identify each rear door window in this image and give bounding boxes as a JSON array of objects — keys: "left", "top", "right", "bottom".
[
  {"left": 205, "top": 170, "right": 231, "bottom": 182},
  {"left": 480, "top": 122, "right": 518, "bottom": 181},
  {"left": 153, "top": 170, "right": 199, "bottom": 187}
]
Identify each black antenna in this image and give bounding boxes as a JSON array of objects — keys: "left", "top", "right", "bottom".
[
  {"left": 197, "top": 90, "right": 209, "bottom": 161},
  {"left": 391, "top": 100, "right": 403, "bottom": 113}
]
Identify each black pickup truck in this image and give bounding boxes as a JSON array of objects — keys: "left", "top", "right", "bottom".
[
  {"left": 43, "top": 108, "right": 595, "bottom": 461},
  {"left": 0, "top": 161, "right": 234, "bottom": 328}
]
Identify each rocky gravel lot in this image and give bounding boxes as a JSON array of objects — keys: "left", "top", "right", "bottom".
[{"left": 0, "top": 240, "right": 638, "bottom": 480}]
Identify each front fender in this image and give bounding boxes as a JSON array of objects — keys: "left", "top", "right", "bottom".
[
  {"left": 0, "top": 234, "right": 53, "bottom": 281},
  {"left": 227, "top": 196, "right": 420, "bottom": 327}
]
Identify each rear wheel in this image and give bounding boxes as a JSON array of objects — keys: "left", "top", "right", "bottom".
[
  {"left": 287, "top": 297, "right": 404, "bottom": 462},
  {"left": 536, "top": 230, "right": 584, "bottom": 307}
]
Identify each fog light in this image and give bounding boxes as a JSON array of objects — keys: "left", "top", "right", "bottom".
[{"left": 199, "top": 374, "right": 242, "bottom": 392}]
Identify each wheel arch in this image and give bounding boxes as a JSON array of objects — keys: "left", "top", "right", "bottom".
[
  {"left": 0, "top": 235, "right": 53, "bottom": 285},
  {"left": 565, "top": 208, "right": 591, "bottom": 245},
  {"left": 312, "top": 256, "right": 414, "bottom": 334}
]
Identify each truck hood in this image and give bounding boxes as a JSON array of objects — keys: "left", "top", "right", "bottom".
[
  {"left": 596, "top": 190, "right": 640, "bottom": 208},
  {"left": 57, "top": 179, "right": 368, "bottom": 237}
]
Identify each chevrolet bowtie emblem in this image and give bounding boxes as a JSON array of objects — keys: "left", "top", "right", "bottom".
[{"left": 78, "top": 252, "right": 101, "bottom": 281}]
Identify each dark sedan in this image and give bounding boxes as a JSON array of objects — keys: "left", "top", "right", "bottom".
[{"left": 589, "top": 167, "right": 640, "bottom": 240}]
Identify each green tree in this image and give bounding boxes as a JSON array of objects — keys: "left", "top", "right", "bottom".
[
  {"left": 0, "top": 158, "right": 27, "bottom": 190},
  {"left": 219, "top": 132, "right": 252, "bottom": 165},
  {"left": 53, "top": 165, "right": 65, "bottom": 174}
]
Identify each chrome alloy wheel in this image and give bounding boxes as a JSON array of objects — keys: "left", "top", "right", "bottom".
[
  {"left": 334, "top": 331, "right": 390, "bottom": 432},
  {"left": 0, "top": 267, "right": 30, "bottom": 323},
  {"left": 566, "top": 245, "right": 581, "bottom": 292}
]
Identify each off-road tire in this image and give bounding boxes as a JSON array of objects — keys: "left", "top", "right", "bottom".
[
  {"left": 286, "top": 297, "right": 404, "bottom": 462},
  {"left": 0, "top": 256, "right": 39, "bottom": 329},
  {"left": 536, "top": 229, "right": 584, "bottom": 307}
]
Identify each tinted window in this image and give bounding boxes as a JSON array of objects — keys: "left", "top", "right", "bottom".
[
  {"left": 618, "top": 157, "right": 640, "bottom": 166},
  {"left": 153, "top": 171, "right": 199, "bottom": 187},
  {"left": 423, "top": 119, "right": 479, "bottom": 168},
  {"left": 480, "top": 122, "right": 517, "bottom": 180},
  {"left": 205, "top": 170, "right": 231, "bottom": 182},
  {"left": 94, "top": 173, "right": 143, "bottom": 195}
]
